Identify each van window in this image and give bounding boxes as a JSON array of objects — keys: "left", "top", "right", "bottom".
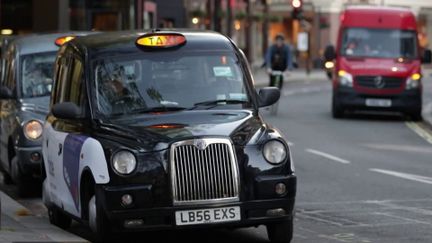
[
  {"left": 341, "top": 28, "right": 417, "bottom": 59},
  {"left": 21, "top": 52, "right": 56, "bottom": 98}
]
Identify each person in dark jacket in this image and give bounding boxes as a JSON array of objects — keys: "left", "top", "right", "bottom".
[{"left": 265, "top": 34, "right": 294, "bottom": 89}]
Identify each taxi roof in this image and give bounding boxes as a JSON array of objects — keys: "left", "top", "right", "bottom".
[
  {"left": 70, "top": 30, "right": 236, "bottom": 58},
  {"left": 10, "top": 32, "right": 95, "bottom": 56}
]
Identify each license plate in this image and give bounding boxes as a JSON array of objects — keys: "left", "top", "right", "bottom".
[
  {"left": 365, "top": 98, "right": 392, "bottom": 107},
  {"left": 175, "top": 206, "right": 241, "bottom": 226}
]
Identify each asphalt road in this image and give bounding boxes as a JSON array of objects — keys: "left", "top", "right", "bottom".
[{"left": 2, "top": 73, "right": 432, "bottom": 243}]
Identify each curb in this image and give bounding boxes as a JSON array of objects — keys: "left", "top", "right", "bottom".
[{"left": 0, "top": 191, "right": 88, "bottom": 243}]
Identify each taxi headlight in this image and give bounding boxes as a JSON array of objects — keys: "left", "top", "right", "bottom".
[
  {"left": 263, "top": 140, "right": 287, "bottom": 165},
  {"left": 112, "top": 150, "right": 136, "bottom": 175},
  {"left": 338, "top": 70, "right": 353, "bottom": 87},
  {"left": 23, "top": 120, "right": 43, "bottom": 140}
]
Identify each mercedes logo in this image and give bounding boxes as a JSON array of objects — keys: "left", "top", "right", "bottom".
[
  {"left": 194, "top": 139, "right": 208, "bottom": 150},
  {"left": 374, "top": 76, "right": 385, "bottom": 89}
]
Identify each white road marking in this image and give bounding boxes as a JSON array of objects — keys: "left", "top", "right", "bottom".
[
  {"left": 405, "top": 122, "right": 432, "bottom": 145},
  {"left": 305, "top": 149, "right": 351, "bottom": 164},
  {"left": 361, "top": 143, "right": 432, "bottom": 154},
  {"left": 370, "top": 168, "right": 432, "bottom": 185}
]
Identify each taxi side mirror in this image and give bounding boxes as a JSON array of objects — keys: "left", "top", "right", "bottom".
[
  {"left": 422, "top": 49, "right": 432, "bottom": 64},
  {"left": 258, "top": 87, "right": 280, "bottom": 107},
  {"left": 0, "top": 86, "right": 14, "bottom": 99},
  {"left": 52, "top": 102, "right": 83, "bottom": 119}
]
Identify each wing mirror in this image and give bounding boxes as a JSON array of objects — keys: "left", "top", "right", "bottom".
[
  {"left": 258, "top": 87, "right": 280, "bottom": 107},
  {"left": 52, "top": 102, "right": 83, "bottom": 119}
]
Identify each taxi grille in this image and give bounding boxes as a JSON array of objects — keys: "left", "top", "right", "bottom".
[
  {"left": 170, "top": 138, "right": 240, "bottom": 205},
  {"left": 356, "top": 76, "right": 404, "bottom": 89}
]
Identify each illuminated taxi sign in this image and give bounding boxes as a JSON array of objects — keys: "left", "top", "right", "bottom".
[
  {"left": 136, "top": 33, "right": 186, "bottom": 49},
  {"left": 55, "top": 36, "right": 76, "bottom": 46}
]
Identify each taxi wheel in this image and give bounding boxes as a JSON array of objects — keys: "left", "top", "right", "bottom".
[
  {"left": 2, "top": 172, "right": 13, "bottom": 185},
  {"left": 48, "top": 206, "right": 72, "bottom": 229},
  {"left": 266, "top": 218, "right": 293, "bottom": 243},
  {"left": 11, "top": 156, "right": 33, "bottom": 197},
  {"left": 89, "top": 192, "right": 113, "bottom": 243}
]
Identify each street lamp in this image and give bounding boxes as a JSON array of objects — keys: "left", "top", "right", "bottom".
[{"left": 192, "top": 17, "right": 199, "bottom": 25}]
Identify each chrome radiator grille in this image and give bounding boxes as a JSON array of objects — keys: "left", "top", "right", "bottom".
[{"left": 170, "top": 138, "right": 240, "bottom": 205}]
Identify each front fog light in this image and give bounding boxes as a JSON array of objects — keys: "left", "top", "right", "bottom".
[
  {"left": 112, "top": 150, "right": 137, "bottom": 175},
  {"left": 24, "top": 120, "right": 43, "bottom": 140},
  {"left": 275, "top": 183, "right": 287, "bottom": 196},
  {"left": 263, "top": 140, "right": 287, "bottom": 165},
  {"left": 121, "top": 194, "right": 133, "bottom": 207}
]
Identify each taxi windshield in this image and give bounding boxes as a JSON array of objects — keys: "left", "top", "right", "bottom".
[
  {"left": 21, "top": 52, "right": 56, "bottom": 98},
  {"left": 93, "top": 51, "right": 251, "bottom": 117},
  {"left": 341, "top": 28, "right": 418, "bottom": 59}
]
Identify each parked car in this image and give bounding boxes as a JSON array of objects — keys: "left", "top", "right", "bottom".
[
  {"left": 42, "top": 30, "right": 297, "bottom": 243},
  {"left": 0, "top": 32, "right": 94, "bottom": 196}
]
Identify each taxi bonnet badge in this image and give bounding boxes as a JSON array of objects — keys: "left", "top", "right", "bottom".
[{"left": 194, "top": 139, "right": 207, "bottom": 150}]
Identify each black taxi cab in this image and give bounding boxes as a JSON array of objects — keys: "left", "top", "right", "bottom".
[
  {"left": 42, "top": 30, "right": 296, "bottom": 242},
  {"left": 0, "top": 33, "right": 90, "bottom": 196}
]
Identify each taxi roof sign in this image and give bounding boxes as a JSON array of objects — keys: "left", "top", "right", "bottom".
[
  {"left": 55, "top": 36, "right": 76, "bottom": 46},
  {"left": 136, "top": 33, "right": 186, "bottom": 49}
]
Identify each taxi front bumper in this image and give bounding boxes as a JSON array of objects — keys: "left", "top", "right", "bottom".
[
  {"left": 97, "top": 175, "right": 296, "bottom": 232},
  {"left": 15, "top": 146, "right": 43, "bottom": 176}
]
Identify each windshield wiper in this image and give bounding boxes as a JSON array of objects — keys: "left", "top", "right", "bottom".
[{"left": 191, "top": 99, "right": 248, "bottom": 110}]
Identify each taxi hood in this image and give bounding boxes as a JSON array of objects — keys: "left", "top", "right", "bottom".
[
  {"left": 339, "top": 57, "right": 421, "bottom": 76},
  {"left": 96, "top": 110, "right": 264, "bottom": 151}
]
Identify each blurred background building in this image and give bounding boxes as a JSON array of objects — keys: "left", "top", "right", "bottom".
[{"left": 1, "top": 0, "right": 432, "bottom": 69}]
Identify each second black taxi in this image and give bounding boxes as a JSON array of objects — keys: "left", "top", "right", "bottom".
[{"left": 42, "top": 30, "right": 297, "bottom": 243}]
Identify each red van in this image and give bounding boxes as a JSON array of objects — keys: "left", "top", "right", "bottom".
[{"left": 325, "top": 6, "right": 431, "bottom": 120}]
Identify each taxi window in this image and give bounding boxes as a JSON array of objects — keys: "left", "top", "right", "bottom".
[
  {"left": 93, "top": 51, "right": 249, "bottom": 116},
  {"left": 21, "top": 52, "right": 56, "bottom": 98}
]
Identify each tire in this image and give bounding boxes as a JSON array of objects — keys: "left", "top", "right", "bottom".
[
  {"left": 2, "top": 172, "right": 13, "bottom": 185},
  {"left": 332, "top": 97, "right": 344, "bottom": 119},
  {"left": 89, "top": 188, "right": 113, "bottom": 243},
  {"left": 266, "top": 218, "right": 294, "bottom": 243},
  {"left": 408, "top": 109, "right": 422, "bottom": 122},
  {"left": 11, "top": 156, "right": 34, "bottom": 197},
  {"left": 48, "top": 206, "right": 72, "bottom": 229}
]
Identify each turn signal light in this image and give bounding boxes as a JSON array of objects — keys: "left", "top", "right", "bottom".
[{"left": 55, "top": 36, "right": 76, "bottom": 46}]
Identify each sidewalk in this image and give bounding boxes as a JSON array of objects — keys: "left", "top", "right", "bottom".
[
  {"left": 422, "top": 68, "right": 432, "bottom": 127},
  {"left": 0, "top": 191, "right": 88, "bottom": 243}
]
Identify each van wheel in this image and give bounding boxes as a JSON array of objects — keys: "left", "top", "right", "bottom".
[
  {"left": 89, "top": 190, "right": 113, "bottom": 243},
  {"left": 266, "top": 218, "right": 294, "bottom": 243},
  {"left": 11, "top": 156, "right": 33, "bottom": 197},
  {"left": 332, "top": 98, "right": 344, "bottom": 119},
  {"left": 48, "top": 206, "right": 72, "bottom": 229},
  {"left": 408, "top": 110, "right": 422, "bottom": 121}
]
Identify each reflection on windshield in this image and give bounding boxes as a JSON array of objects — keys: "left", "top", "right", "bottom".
[
  {"left": 21, "top": 52, "right": 56, "bottom": 98},
  {"left": 94, "top": 52, "right": 249, "bottom": 116},
  {"left": 341, "top": 28, "right": 417, "bottom": 59}
]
